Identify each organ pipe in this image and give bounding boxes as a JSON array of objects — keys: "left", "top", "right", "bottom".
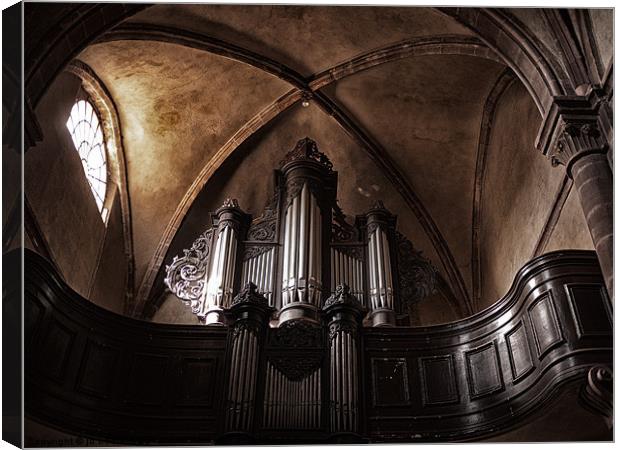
[
  {"left": 323, "top": 284, "right": 364, "bottom": 434},
  {"left": 200, "top": 199, "right": 245, "bottom": 325},
  {"left": 366, "top": 202, "right": 397, "bottom": 327},
  {"left": 241, "top": 247, "right": 275, "bottom": 306},
  {"left": 281, "top": 183, "right": 322, "bottom": 310},
  {"left": 224, "top": 284, "right": 273, "bottom": 435},
  {"left": 262, "top": 362, "right": 322, "bottom": 430},
  {"left": 330, "top": 248, "right": 364, "bottom": 303}
]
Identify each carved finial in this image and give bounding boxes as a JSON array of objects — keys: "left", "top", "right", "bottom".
[
  {"left": 222, "top": 198, "right": 239, "bottom": 208},
  {"left": 280, "top": 137, "right": 333, "bottom": 171},
  {"left": 371, "top": 200, "right": 386, "bottom": 210},
  {"left": 231, "top": 282, "right": 268, "bottom": 306},
  {"left": 323, "top": 284, "right": 363, "bottom": 309}
]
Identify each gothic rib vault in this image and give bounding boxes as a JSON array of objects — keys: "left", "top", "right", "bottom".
[{"left": 15, "top": 3, "right": 614, "bottom": 445}]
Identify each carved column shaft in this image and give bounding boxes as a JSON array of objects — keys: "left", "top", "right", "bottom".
[
  {"left": 571, "top": 153, "right": 613, "bottom": 298},
  {"left": 537, "top": 97, "right": 613, "bottom": 300},
  {"left": 366, "top": 203, "right": 396, "bottom": 327},
  {"left": 323, "top": 285, "right": 365, "bottom": 435}
]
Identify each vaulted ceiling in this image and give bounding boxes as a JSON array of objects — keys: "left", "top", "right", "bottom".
[{"left": 76, "top": 5, "right": 525, "bottom": 316}]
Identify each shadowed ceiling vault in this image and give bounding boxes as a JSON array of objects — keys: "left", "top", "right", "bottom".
[
  {"left": 89, "top": 25, "right": 512, "bottom": 316},
  {"left": 470, "top": 68, "right": 516, "bottom": 310}
]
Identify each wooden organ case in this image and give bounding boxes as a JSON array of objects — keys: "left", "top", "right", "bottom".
[{"left": 164, "top": 137, "right": 437, "bottom": 441}]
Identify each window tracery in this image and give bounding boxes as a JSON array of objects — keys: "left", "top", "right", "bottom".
[{"left": 65, "top": 99, "right": 108, "bottom": 217}]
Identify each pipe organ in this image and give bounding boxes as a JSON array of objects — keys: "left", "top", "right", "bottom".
[{"left": 165, "top": 137, "right": 437, "bottom": 440}]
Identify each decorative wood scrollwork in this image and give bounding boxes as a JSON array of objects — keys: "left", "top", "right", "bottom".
[
  {"left": 269, "top": 320, "right": 323, "bottom": 348},
  {"left": 243, "top": 245, "right": 273, "bottom": 261},
  {"left": 331, "top": 205, "right": 357, "bottom": 243},
  {"left": 164, "top": 229, "right": 214, "bottom": 305},
  {"left": 269, "top": 355, "right": 323, "bottom": 382},
  {"left": 247, "top": 220, "right": 277, "bottom": 242},
  {"left": 279, "top": 136, "right": 333, "bottom": 172},
  {"left": 231, "top": 282, "right": 269, "bottom": 307},
  {"left": 285, "top": 177, "right": 324, "bottom": 207},
  {"left": 324, "top": 284, "right": 363, "bottom": 309},
  {"left": 328, "top": 321, "right": 358, "bottom": 342},
  {"left": 396, "top": 231, "right": 437, "bottom": 306},
  {"left": 332, "top": 245, "right": 363, "bottom": 261},
  {"left": 230, "top": 320, "right": 261, "bottom": 341}
]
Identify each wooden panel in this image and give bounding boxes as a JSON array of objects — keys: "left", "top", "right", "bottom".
[
  {"left": 505, "top": 321, "right": 534, "bottom": 383},
  {"left": 76, "top": 340, "right": 121, "bottom": 399},
  {"left": 465, "top": 341, "right": 504, "bottom": 399},
  {"left": 124, "top": 353, "right": 170, "bottom": 406},
  {"left": 419, "top": 355, "right": 459, "bottom": 406},
  {"left": 178, "top": 357, "right": 218, "bottom": 407},
  {"left": 371, "top": 358, "right": 410, "bottom": 407},
  {"left": 528, "top": 292, "right": 564, "bottom": 359},
  {"left": 24, "top": 295, "right": 45, "bottom": 346},
  {"left": 37, "top": 319, "right": 75, "bottom": 384},
  {"left": 565, "top": 284, "right": 612, "bottom": 339}
]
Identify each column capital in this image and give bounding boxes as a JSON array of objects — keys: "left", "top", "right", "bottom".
[{"left": 536, "top": 95, "right": 610, "bottom": 177}]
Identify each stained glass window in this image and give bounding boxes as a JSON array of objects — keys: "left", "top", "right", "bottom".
[{"left": 66, "top": 99, "right": 107, "bottom": 216}]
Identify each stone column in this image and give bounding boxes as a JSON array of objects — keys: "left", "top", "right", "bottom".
[
  {"left": 221, "top": 282, "right": 273, "bottom": 442},
  {"left": 200, "top": 198, "right": 246, "bottom": 325},
  {"left": 278, "top": 137, "right": 336, "bottom": 325},
  {"left": 323, "top": 284, "right": 365, "bottom": 439},
  {"left": 365, "top": 201, "right": 397, "bottom": 326},
  {"left": 537, "top": 96, "right": 613, "bottom": 300}
]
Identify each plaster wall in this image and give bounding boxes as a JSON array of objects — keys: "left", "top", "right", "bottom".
[
  {"left": 479, "top": 81, "right": 564, "bottom": 308},
  {"left": 589, "top": 9, "right": 614, "bottom": 75},
  {"left": 24, "top": 71, "right": 128, "bottom": 313},
  {"left": 544, "top": 185, "right": 594, "bottom": 253},
  {"left": 90, "top": 192, "right": 128, "bottom": 315}
]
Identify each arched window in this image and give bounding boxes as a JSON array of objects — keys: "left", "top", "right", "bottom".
[{"left": 65, "top": 99, "right": 108, "bottom": 219}]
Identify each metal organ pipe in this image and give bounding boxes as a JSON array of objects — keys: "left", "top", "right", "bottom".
[
  {"left": 262, "top": 362, "right": 322, "bottom": 430},
  {"left": 366, "top": 202, "right": 397, "bottom": 327},
  {"left": 331, "top": 248, "right": 364, "bottom": 304},
  {"left": 279, "top": 182, "right": 323, "bottom": 324},
  {"left": 200, "top": 199, "right": 245, "bottom": 325},
  {"left": 241, "top": 247, "right": 275, "bottom": 306}
]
